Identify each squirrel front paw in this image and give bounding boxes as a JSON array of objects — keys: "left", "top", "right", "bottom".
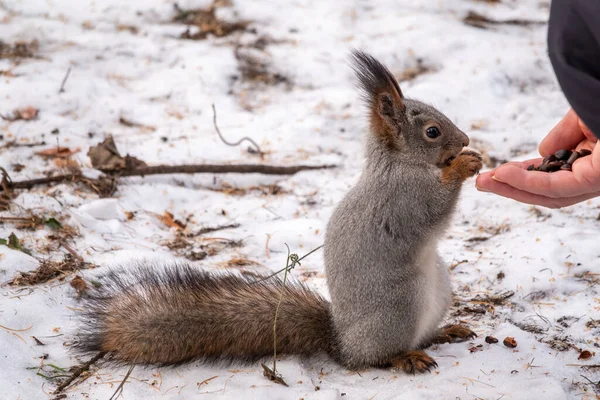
[{"left": 441, "top": 150, "right": 483, "bottom": 184}]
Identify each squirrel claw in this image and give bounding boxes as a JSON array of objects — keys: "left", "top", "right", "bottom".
[
  {"left": 432, "top": 324, "right": 477, "bottom": 344},
  {"left": 441, "top": 151, "right": 483, "bottom": 183},
  {"left": 459, "top": 149, "right": 483, "bottom": 161},
  {"left": 391, "top": 351, "right": 438, "bottom": 374}
]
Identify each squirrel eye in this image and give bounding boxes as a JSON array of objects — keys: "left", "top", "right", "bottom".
[{"left": 425, "top": 126, "right": 440, "bottom": 139}]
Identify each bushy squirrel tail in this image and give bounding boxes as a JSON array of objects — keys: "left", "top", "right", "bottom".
[{"left": 74, "top": 263, "right": 334, "bottom": 365}]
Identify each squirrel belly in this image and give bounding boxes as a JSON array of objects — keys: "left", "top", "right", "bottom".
[{"left": 75, "top": 264, "right": 335, "bottom": 365}]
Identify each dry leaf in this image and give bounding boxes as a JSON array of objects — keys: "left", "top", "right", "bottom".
[
  {"left": 53, "top": 158, "right": 81, "bottom": 171},
  {"left": 261, "top": 363, "right": 288, "bottom": 387},
  {"left": 159, "top": 211, "right": 186, "bottom": 230},
  {"left": 1, "top": 106, "right": 39, "bottom": 121},
  {"left": 70, "top": 275, "right": 88, "bottom": 296},
  {"left": 468, "top": 345, "right": 482, "bottom": 353},
  {"left": 35, "top": 146, "right": 80, "bottom": 158},
  {"left": 219, "top": 257, "right": 260, "bottom": 268},
  {"left": 87, "top": 135, "right": 147, "bottom": 171},
  {"left": 19, "top": 106, "right": 38, "bottom": 120}
]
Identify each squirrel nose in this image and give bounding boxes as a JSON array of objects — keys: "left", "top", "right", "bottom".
[{"left": 460, "top": 131, "right": 469, "bottom": 147}]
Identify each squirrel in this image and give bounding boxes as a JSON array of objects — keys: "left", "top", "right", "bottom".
[{"left": 73, "top": 50, "right": 482, "bottom": 374}]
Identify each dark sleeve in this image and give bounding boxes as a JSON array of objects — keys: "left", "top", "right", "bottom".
[{"left": 548, "top": 0, "right": 600, "bottom": 139}]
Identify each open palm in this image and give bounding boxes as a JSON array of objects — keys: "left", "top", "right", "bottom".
[{"left": 476, "top": 109, "right": 600, "bottom": 208}]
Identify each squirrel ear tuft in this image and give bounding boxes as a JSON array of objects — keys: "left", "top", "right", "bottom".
[{"left": 350, "top": 50, "right": 405, "bottom": 146}]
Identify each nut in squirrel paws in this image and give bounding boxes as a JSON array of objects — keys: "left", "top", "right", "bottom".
[
  {"left": 391, "top": 351, "right": 438, "bottom": 374},
  {"left": 442, "top": 149, "right": 483, "bottom": 183},
  {"left": 429, "top": 324, "right": 477, "bottom": 345}
]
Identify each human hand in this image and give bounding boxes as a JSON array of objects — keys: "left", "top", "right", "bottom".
[{"left": 475, "top": 109, "right": 600, "bottom": 208}]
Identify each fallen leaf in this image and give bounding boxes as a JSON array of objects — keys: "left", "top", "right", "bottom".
[
  {"left": 18, "top": 106, "right": 38, "bottom": 120},
  {"left": 53, "top": 157, "right": 81, "bottom": 170},
  {"left": 70, "top": 275, "right": 88, "bottom": 296},
  {"left": 2, "top": 232, "right": 32, "bottom": 255},
  {"left": 261, "top": 363, "right": 288, "bottom": 387},
  {"left": 87, "top": 135, "right": 147, "bottom": 171},
  {"left": 35, "top": 146, "right": 80, "bottom": 158},
  {"left": 1, "top": 106, "right": 39, "bottom": 121},
  {"left": 44, "top": 218, "right": 62, "bottom": 230},
  {"left": 159, "top": 211, "right": 186, "bottom": 230}
]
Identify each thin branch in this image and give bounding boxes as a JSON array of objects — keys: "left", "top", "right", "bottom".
[
  {"left": 187, "top": 223, "right": 240, "bottom": 237},
  {"left": 108, "top": 365, "right": 135, "bottom": 400},
  {"left": 58, "top": 66, "right": 72, "bottom": 94},
  {"left": 2, "top": 164, "right": 335, "bottom": 191},
  {"left": 212, "top": 104, "right": 262, "bottom": 154},
  {"left": 252, "top": 244, "right": 324, "bottom": 284},
  {"left": 53, "top": 352, "right": 106, "bottom": 394}
]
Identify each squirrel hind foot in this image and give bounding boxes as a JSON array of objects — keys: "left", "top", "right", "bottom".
[
  {"left": 424, "top": 324, "right": 477, "bottom": 346},
  {"left": 389, "top": 351, "right": 438, "bottom": 374}
]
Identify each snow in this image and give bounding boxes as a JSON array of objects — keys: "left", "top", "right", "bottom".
[{"left": 1, "top": 0, "right": 599, "bottom": 399}]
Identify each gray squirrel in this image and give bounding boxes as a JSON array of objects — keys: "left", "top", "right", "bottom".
[{"left": 74, "top": 50, "right": 482, "bottom": 374}]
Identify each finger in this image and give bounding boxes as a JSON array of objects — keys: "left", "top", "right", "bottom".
[
  {"left": 579, "top": 118, "right": 599, "bottom": 142},
  {"left": 492, "top": 160, "right": 600, "bottom": 198},
  {"left": 475, "top": 158, "right": 543, "bottom": 192},
  {"left": 475, "top": 177, "right": 600, "bottom": 208},
  {"left": 539, "top": 109, "right": 585, "bottom": 156}
]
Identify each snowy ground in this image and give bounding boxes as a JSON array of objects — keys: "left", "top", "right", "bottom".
[{"left": 1, "top": 0, "right": 600, "bottom": 399}]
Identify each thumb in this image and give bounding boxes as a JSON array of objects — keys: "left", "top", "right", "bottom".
[
  {"left": 579, "top": 118, "right": 598, "bottom": 143},
  {"left": 539, "top": 109, "right": 586, "bottom": 156}
]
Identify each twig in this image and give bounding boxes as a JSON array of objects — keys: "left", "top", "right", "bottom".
[
  {"left": 108, "top": 365, "right": 135, "bottom": 400},
  {"left": 449, "top": 259, "right": 468, "bottom": 271},
  {"left": 212, "top": 104, "right": 262, "bottom": 154},
  {"left": 253, "top": 244, "right": 323, "bottom": 284},
  {"left": 580, "top": 375, "right": 600, "bottom": 387},
  {"left": 2, "top": 164, "right": 335, "bottom": 191},
  {"left": 262, "top": 244, "right": 323, "bottom": 387},
  {"left": 567, "top": 364, "right": 600, "bottom": 368},
  {"left": 58, "top": 66, "right": 72, "bottom": 94},
  {"left": 58, "top": 240, "right": 83, "bottom": 262},
  {"left": 53, "top": 352, "right": 106, "bottom": 394},
  {"left": 117, "top": 164, "right": 334, "bottom": 176},
  {"left": 463, "top": 11, "right": 546, "bottom": 29},
  {"left": 188, "top": 223, "right": 240, "bottom": 237},
  {"left": 0, "top": 323, "right": 32, "bottom": 332},
  {"left": 32, "top": 336, "right": 45, "bottom": 345}
]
